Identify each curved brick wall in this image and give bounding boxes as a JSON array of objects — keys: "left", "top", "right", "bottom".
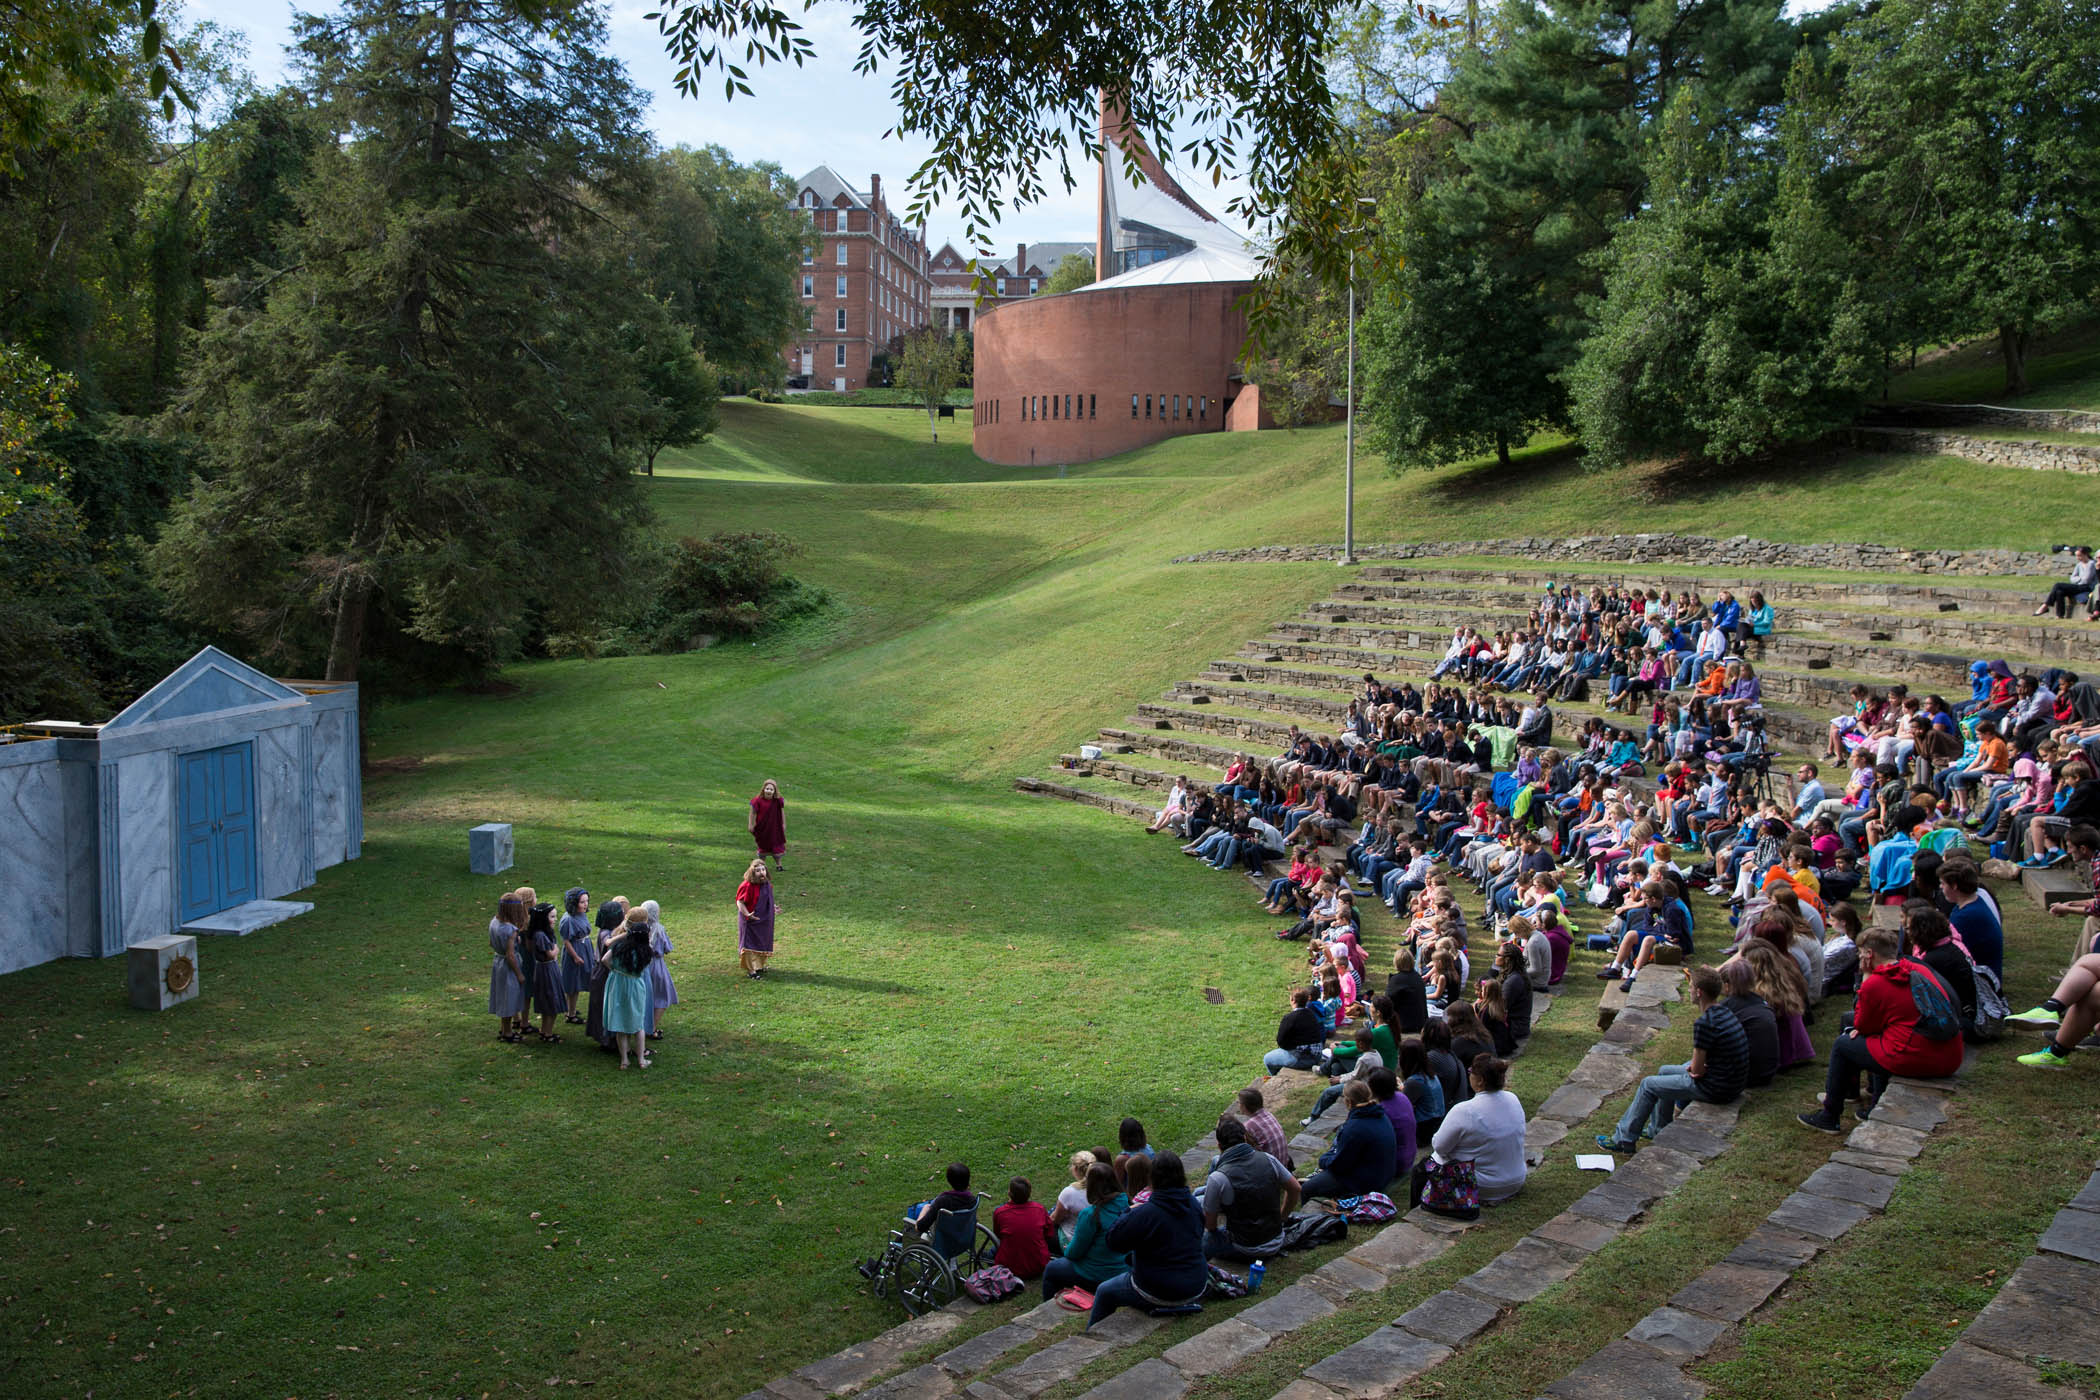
[{"left": 972, "top": 281, "right": 1251, "bottom": 466}]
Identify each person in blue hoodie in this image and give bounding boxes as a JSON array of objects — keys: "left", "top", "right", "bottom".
[
  {"left": 1299, "top": 1080, "right": 1397, "bottom": 1201},
  {"left": 1090, "top": 1154, "right": 1207, "bottom": 1327}
]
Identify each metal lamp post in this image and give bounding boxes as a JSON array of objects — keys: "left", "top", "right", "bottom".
[{"left": 1341, "top": 198, "right": 1375, "bottom": 567}]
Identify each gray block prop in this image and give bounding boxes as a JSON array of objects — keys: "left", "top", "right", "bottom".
[
  {"left": 129, "top": 934, "right": 199, "bottom": 1011},
  {"left": 469, "top": 822, "right": 515, "bottom": 875}
]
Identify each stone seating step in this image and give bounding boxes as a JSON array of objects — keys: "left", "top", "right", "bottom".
[
  {"left": 2020, "top": 863, "right": 2088, "bottom": 910},
  {"left": 1313, "top": 586, "right": 2090, "bottom": 664},
  {"left": 1900, "top": 1158, "right": 2100, "bottom": 1399},
  {"left": 1350, "top": 563, "right": 2032, "bottom": 613},
  {"left": 1012, "top": 776, "right": 1153, "bottom": 821}
]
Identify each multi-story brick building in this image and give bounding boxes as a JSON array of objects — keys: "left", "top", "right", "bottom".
[
  {"left": 929, "top": 240, "right": 1093, "bottom": 335},
  {"left": 784, "top": 166, "right": 931, "bottom": 391}
]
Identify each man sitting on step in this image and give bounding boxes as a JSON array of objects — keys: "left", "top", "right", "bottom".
[
  {"left": 1199, "top": 1114, "right": 1301, "bottom": 1261},
  {"left": 1595, "top": 965, "right": 1748, "bottom": 1154}
]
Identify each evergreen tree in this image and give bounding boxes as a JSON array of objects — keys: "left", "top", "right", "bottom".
[
  {"left": 1833, "top": 0, "right": 2100, "bottom": 396},
  {"left": 1569, "top": 64, "right": 1881, "bottom": 466},
  {"left": 155, "top": 0, "right": 660, "bottom": 684},
  {"left": 1361, "top": 195, "right": 1563, "bottom": 467}
]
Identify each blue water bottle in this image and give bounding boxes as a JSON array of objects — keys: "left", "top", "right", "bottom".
[{"left": 1248, "top": 1260, "right": 1266, "bottom": 1292}]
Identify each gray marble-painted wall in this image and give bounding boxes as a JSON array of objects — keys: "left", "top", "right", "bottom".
[
  {"left": 106, "top": 750, "right": 175, "bottom": 958},
  {"left": 309, "top": 694, "right": 360, "bottom": 869},
  {"left": 255, "top": 720, "right": 311, "bottom": 899},
  {"left": 0, "top": 743, "right": 80, "bottom": 974}
]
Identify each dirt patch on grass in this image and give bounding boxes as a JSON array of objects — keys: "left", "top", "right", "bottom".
[{"left": 364, "top": 755, "right": 425, "bottom": 776}]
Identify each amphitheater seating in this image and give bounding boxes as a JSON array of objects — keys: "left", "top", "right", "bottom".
[{"left": 1020, "top": 559, "right": 2088, "bottom": 908}]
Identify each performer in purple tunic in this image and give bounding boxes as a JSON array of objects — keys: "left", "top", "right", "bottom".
[
  {"left": 736, "top": 859, "right": 775, "bottom": 980},
  {"left": 749, "top": 780, "right": 787, "bottom": 867}
]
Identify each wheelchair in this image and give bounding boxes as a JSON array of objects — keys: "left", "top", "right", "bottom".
[{"left": 859, "top": 1195, "right": 999, "bottom": 1315}]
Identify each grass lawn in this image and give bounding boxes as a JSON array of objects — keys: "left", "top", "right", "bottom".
[
  {"left": 4, "top": 381, "right": 2096, "bottom": 1399},
  {"left": 1889, "top": 320, "right": 2100, "bottom": 412}
]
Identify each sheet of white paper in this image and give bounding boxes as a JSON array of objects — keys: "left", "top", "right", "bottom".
[{"left": 1573, "top": 1154, "right": 1617, "bottom": 1172}]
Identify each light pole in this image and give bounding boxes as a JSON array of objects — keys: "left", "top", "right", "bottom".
[{"left": 1340, "top": 197, "right": 1376, "bottom": 567}]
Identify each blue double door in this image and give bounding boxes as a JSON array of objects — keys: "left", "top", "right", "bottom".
[{"left": 179, "top": 741, "right": 257, "bottom": 922}]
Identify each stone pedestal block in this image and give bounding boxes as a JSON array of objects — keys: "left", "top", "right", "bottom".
[
  {"left": 128, "top": 934, "right": 198, "bottom": 1011},
  {"left": 469, "top": 822, "right": 514, "bottom": 875}
]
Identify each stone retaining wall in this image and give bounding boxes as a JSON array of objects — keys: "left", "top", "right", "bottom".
[
  {"left": 1174, "top": 534, "right": 2057, "bottom": 578},
  {"left": 1874, "top": 402, "right": 2100, "bottom": 434},
  {"left": 1849, "top": 426, "right": 2100, "bottom": 475}
]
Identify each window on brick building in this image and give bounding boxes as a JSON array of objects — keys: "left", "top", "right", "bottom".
[
  {"left": 1131, "top": 394, "right": 1139, "bottom": 419},
  {"left": 835, "top": 308, "right": 847, "bottom": 332},
  {"left": 836, "top": 275, "right": 847, "bottom": 297},
  {"left": 837, "top": 209, "right": 849, "bottom": 232},
  {"left": 836, "top": 242, "right": 848, "bottom": 264},
  {"left": 1089, "top": 394, "right": 1096, "bottom": 419},
  {"left": 1145, "top": 394, "right": 1152, "bottom": 419},
  {"left": 1064, "top": 394, "right": 1072, "bottom": 419},
  {"left": 1171, "top": 394, "right": 1179, "bottom": 421},
  {"left": 802, "top": 246, "right": 812, "bottom": 266},
  {"left": 803, "top": 309, "right": 813, "bottom": 331},
  {"left": 1029, "top": 278, "right": 1038, "bottom": 294},
  {"left": 801, "top": 276, "right": 813, "bottom": 298}
]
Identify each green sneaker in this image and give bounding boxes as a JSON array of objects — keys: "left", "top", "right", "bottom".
[
  {"left": 2006, "top": 1005, "right": 2063, "bottom": 1027},
  {"left": 2017, "top": 1046, "right": 2071, "bottom": 1069}
]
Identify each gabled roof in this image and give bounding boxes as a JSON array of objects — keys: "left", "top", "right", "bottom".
[
  {"left": 793, "top": 165, "right": 866, "bottom": 210},
  {"left": 104, "top": 647, "right": 305, "bottom": 730},
  {"left": 1000, "top": 241, "right": 1094, "bottom": 277}
]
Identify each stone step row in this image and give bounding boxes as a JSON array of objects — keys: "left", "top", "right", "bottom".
[
  {"left": 1900, "top": 1157, "right": 2100, "bottom": 1398},
  {"left": 1325, "top": 585, "right": 2094, "bottom": 664},
  {"left": 1331, "top": 593, "right": 1993, "bottom": 690},
  {"left": 1335, "top": 575, "right": 2055, "bottom": 637},
  {"left": 1535, "top": 1069, "right": 1962, "bottom": 1400},
  {"left": 1351, "top": 564, "right": 2031, "bottom": 611}
]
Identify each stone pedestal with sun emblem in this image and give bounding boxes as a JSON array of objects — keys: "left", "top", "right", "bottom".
[{"left": 128, "top": 933, "right": 199, "bottom": 1011}]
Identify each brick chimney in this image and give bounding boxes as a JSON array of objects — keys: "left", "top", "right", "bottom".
[
  {"left": 869, "top": 173, "right": 881, "bottom": 207},
  {"left": 1017, "top": 242, "right": 1028, "bottom": 277}
]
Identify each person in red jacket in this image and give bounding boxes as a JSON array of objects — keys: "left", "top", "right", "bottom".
[
  {"left": 1797, "top": 926, "right": 1964, "bottom": 1132},
  {"left": 991, "top": 1177, "right": 1052, "bottom": 1279}
]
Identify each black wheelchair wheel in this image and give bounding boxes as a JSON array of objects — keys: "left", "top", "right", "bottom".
[
  {"left": 894, "top": 1242, "right": 956, "bottom": 1317},
  {"left": 967, "top": 1222, "right": 1000, "bottom": 1273}
]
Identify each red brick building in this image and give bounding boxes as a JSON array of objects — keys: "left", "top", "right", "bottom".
[
  {"left": 929, "top": 240, "right": 1093, "bottom": 334},
  {"left": 971, "top": 104, "right": 1266, "bottom": 466},
  {"left": 784, "top": 166, "right": 932, "bottom": 391}
]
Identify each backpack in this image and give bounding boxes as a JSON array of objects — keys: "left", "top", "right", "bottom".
[
  {"left": 962, "top": 1266, "right": 1024, "bottom": 1303},
  {"left": 1280, "top": 1209, "right": 1349, "bottom": 1252},
  {"left": 1946, "top": 930, "right": 2007, "bottom": 1041},
  {"left": 1203, "top": 1263, "right": 1249, "bottom": 1299},
  {"left": 1906, "top": 961, "right": 1963, "bottom": 1042},
  {"left": 1339, "top": 1192, "right": 1398, "bottom": 1223}
]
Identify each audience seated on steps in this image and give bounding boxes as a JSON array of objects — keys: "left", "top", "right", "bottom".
[{"left": 1596, "top": 965, "right": 1749, "bottom": 1154}]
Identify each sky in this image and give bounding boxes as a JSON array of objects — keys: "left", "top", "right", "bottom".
[{"left": 194, "top": 0, "right": 1252, "bottom": 254}]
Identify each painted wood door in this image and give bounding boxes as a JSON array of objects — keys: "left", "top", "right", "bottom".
[{"left": 178, "top": 741, "right": 257, "bottom": 921}]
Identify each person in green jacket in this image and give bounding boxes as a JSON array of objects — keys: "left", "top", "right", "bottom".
[{"left": 1039, "top": 1163, "right": 1130, "bottom": 1298}]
